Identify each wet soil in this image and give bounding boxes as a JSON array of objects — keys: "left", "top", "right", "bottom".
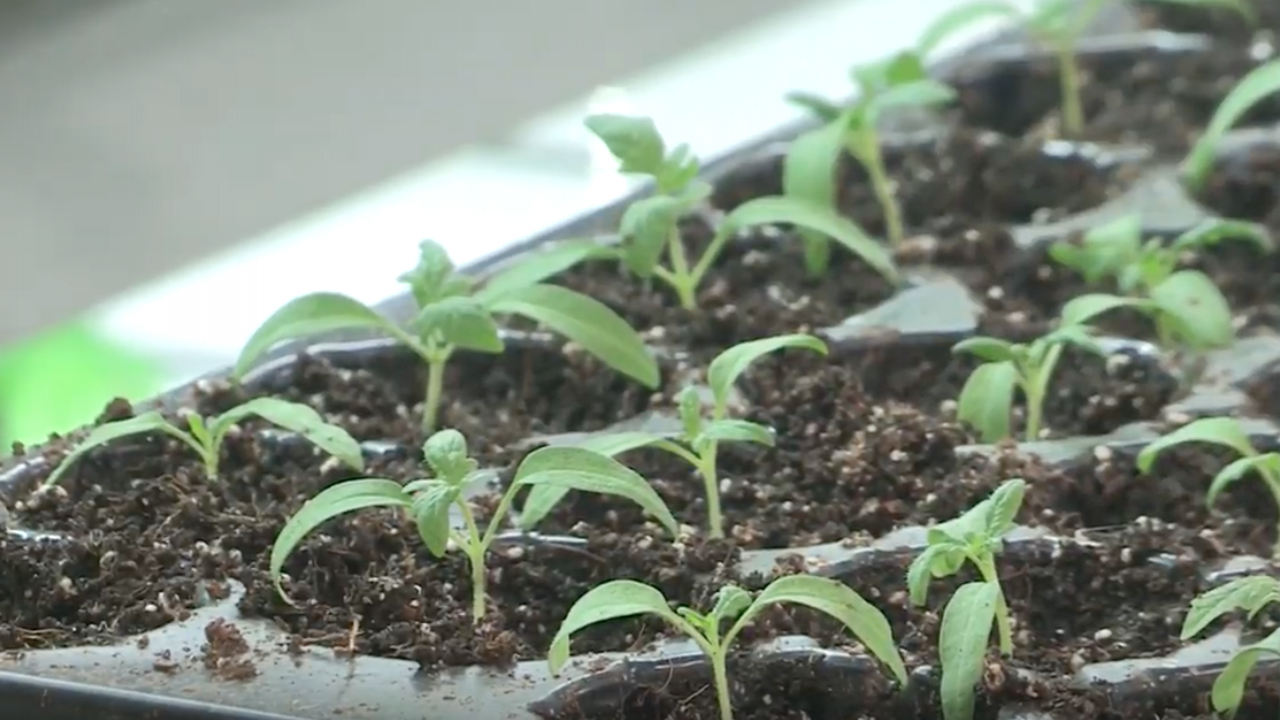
[{"left": 6, "top": 2, "right": 1280, "bottom": 719}]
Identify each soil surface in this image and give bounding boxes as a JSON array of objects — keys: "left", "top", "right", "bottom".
[{"left": 5, "top": 2, "right": 1280, "bottom": 720}]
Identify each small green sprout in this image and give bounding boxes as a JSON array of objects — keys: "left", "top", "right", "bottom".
[
  {"left": 1184, "top": 58, "right": 1280, "bottom": 191},
  {"left": 43, "top": 397, "right": 364, "bottom": 488},
  {"left": 586, "top": 114, "right": 899, "bottom": 304},
  {"left": 548, "top": 575, "right": 908, "bottom": 720},
  {"left": 271, "top": 429, "right": 678, "bottom": 619},
  {"left": 908, "top": 478, "right": 1026, "bottom": 720},
  {"left": 784, "top": 52, "right": 956, "bottom": 263},
  {"left": 234, "top": 239, "right": 659, "bottom": 435},
  {"left": 1138, "top": 416, "right": 1280, "bottom": 557},
  {"left": 953, "top": 323, "right": 1105, "bottom": 442},
  {"left": 1060, "top": 282, "right": 1235, "bottom": 352},
  {"left": 520, "top": 334, "right": 828, "bottom": 539},
  {"left": 1180, "top": 575, "right": 1280, "bottom": 718},
  {"left": 1051, "top": 215, "right": 1271, "bottom": 298}
]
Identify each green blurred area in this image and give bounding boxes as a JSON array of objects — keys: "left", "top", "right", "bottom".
[{"left": 0, "top": 321, "right": 163, "bottom": 453}]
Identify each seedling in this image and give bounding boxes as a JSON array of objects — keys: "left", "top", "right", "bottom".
[
  {"left": 1138, "top": 416, "right": 1280, "bottom": 557},
  {"left": 1180, "top": 575, "right": 1280, "bottom": 718},
  {"left": 784, "top": 52, "right": 956, "bottom": 264},
  {"left": 42, "top": 397, "right": 364, "bottom": 488},
  {"left": 234, "top": 239, "right": 659, "bottom": 435},
  {"left": 953, "top": 323, "right": 1106, "bottom": 442},
  {"left": 270, "top": 429, "right": 678, "bottom": 619},
  {"left": 548, "top": 575, "right": 908, "bottom": 720},
  {"left": 585, "top": 114, "right": 899, "bottom": 304},
  {"left": 1051, "top": 214, "right": 1270, "bottom": 297},
  {"left": 519, "top": 334, "right": 828, "bottom": 539},
  {"left": 1185, "top": 58, "right": 1280, "bottom": 192},
  {"left": 1060, "top": 283, "right": 1235, "bottom": 352},
  {"left": 907, "top": 478, "right": 1026, "bottom": 720}
]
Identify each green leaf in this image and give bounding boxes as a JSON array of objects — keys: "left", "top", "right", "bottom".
[
  {"left": 618, "top": 194, "right": 688, "bottom": 277},
  {"left": 718, "top": 196, "right": 901, "bottom": 285},
  {"left": 1212, "top": 627, "right": 1280, "bottom": 718},
  {"left": 1172, "top": 219, "right": 1273, "bottom": 254},
  {"left": 584, "top": 114, "right": 667, "bottom": 177},
  {"left": 414, "top": 296, "right": 504, "bottom": 353},
  {"left": 212, "top": 398, "right": 364, "bottom": 472},
  {"left": 952, "top": 337, "right": 1017, "bottom": 364},
  {"left": 1182, "top": 575, "right": 1280, "bottom": 640},
  {"left": 956, "top": 361, "right": 1018, "bottom": 443},
  {"left": 710, "top": 585, "right": 753, "bottom": 623},
  {"left": 983, "top": 479, "right": 1027, "bottom": 538},
  {"left": 409, "top": 480, "right": 459, "bottom": 557},
  {"left": 269, "top": 478, "right": 412, "bottom": 603},
  {"left": 783, "top": 116, "right": 853, "bottom": 276},
  {"left": 43, "top": 412, "right": 190, "bottom": 488},
  {"left": 422, "top": 429, "right": 478, "bottom": 481},
  {"left": 1059, "top": 292, "right": 1150, "bottom": 327},
  {"left": 700, "top": 419, "right": 775, "bottom": 447},
  {"left": 917, "top": 1, "right": 1023, "bottom": 56},
  {"left": 476, "top": 241, "right": 614, "bottom": 304},
  {"left": 548, "top": 579, "right": 687, "bottom": 675},
  {"left": 657, "top": 143, "right": 702, "bottom": 193},
  {"left": 398, "top": 239, "right": 466, "bottom": 306},
  {"left": 490, "top": 284, "right": 659, "bottom": 389},
  {"left": 513, "top": 446, "right": 678, "bottom": 537},
  {"left": 1137, "top": 416, "right": 1256, "bottom": 473},
  {"left": 235, "top": 292, "right": 418, "bottom": 378},
  {"left": 1052, "top": 213, "right": 1142, "bottom": 284},
  {"left": 938, "top": 580, "right": 1000, "bottom": 720},
  {"left": 1149, "top": 270, "right": 1235, "bottom": 349},
  {"left": 1207, "top": 455, "right": 1274, "bottom": 508},
  {"left": 863, "top": 79, "right": 957, "bottom": 126},
  {"left": 852, "top": 52, "right": 930, "bottom": 94},
  {"left": 728, "top": 574, "right": 908, "bottom": 686},
  {"left": 908, "top": 544, "right": 954, "bottom": 606},
  {"left": 784, "top": 91, "right": 844, "bottom": 123},
  {"left": 677, "top": 385, "right": 704, "bottom": 438},
  {"left": 707, "top": 334, "right": 828, "bottom": 414},
  {"left": 1185, "top": 59, "right": 1280, "bottom": 189},
  {"left": 1041, "top": 323, "right": 1106, "bottom": 358}
]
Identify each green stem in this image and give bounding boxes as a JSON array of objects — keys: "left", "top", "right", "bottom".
[
  {"left": 864, "top": 139, "right": 904, "bottom": 247},
  {"left": 422, "top": 349, "right": 450, "bottom": 435},
  {"left": 712, "top": 650, "right": 734, "bottom": 720},
  {"left": 977, "top": 556, "right": 1013, "bottom": 656},
  {"left": 699, "top": 445, "right": 724, "bottom": 539},
  {"left": 457, "top": 500, "right": 488, "bottom": 619},
  {"left": 1057, "top": 44, "right": 1084, "bottom": 137},
  {"left": 1024, "top": 344, "right": 1066, "bottom": 442},
  {"left": 666, "top": 227, "right": 697, "bottom": 310},
  {"left": 1265, "top": 476, "right": 1280, "bottom": 560}
]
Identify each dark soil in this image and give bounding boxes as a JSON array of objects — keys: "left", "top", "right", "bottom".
[{"left": 5, "top": 2, "right": 1280, "bottom": 720}]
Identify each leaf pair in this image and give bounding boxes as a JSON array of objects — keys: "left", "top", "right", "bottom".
[
  {"left": 44, "top": 397, "right": 364, "bottom": 488},
  {"left": 1181, "top": 575, "right": 1280, "bottom": 718},
  {"left": 1061, "top": 276, "right": 1235, "bottom": 351}
]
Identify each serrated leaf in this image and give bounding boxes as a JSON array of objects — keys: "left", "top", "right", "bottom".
[
  {"left": 1182, "top": 575, "right": 1280, "bottom": 640},
  {"left": 783, "top": 116, "right": 853, "bottom": 276},
  {"left": 710, "top": 585, "right": 753, "bottom": 623},
  {"left": 490, "top": 284, "right": 659, "bottom": 389},
  {"left": 1185, "top": 59, "right": 1280, "bottom": 189},
  {"left": 476, "top": 241, "right": 615, "bottom": 304},
  {"left": 908, "top": 544, "right": 952, "bottom": 606},
  {"left": 717, "top": 196, "right": 900, "bottom": 285},
  {"left": 409, "top": 480, "right": 459, "bottom": 557},
  {"left": 513, "top": 446, "right": 678, "bottom": 537},
  {"left": 212, "top": 398, "right": 364, "bottom": 472},
  {"left": 729, "top": 574, "right": 908, "bottom": 686},
  {"left": 414, "top": 296, "right": 504, "bottom": 353},
  {"left": 617, "top": 192, "right": 699, "bottom": 277},
  {"left": 1212, "top": 627, "right": 1280, "bottom": 718},
  {"left": 43, "top": 411, "right": 191, "bottom": 488},
  {"left": 1054, "top": 213, "right": 1143, "bottom": 284},
  {"left": 956, "top": 361, "right": 1018, "bottom": 443},
  {"left": 1207, "top": 455, "right": 1273, "bottom": 508},
  {"left": 952, "top": 337, "right": 1017, "bottom": 364},
  {"left": 657, "top": 143, "right": 702, "bottom": 193},
  {"left": 1149, "top": 270, "right": 1235, "bottom": 349},
  {"left": 1059, "top": 292, "right": 1150, "bottom": 327},
  {"left": 270, "top": 478, "right": 412, "bottom": 603},
  {"left": 1136, "top": 417, "right": 1256, "bottom": 474},
  {"left": 235, "top": 293, "right": 418, "bottom": 378},
  {"left": 917, "top": 1, "right": 1024, "bottom": 56},
  {"left": 397, "top": 240, "right": 461, "bottom": 306},
  {"left": 422, "top": 429, "right": 477, "bottom": 481},
  {"left": 699, "top": 419, "right": 775, "bottom": 447},
  {"left": 983, "top": 479, "right": 1027, "bottom": 538},
  {"left": 584, "top": 114, "right": 667, "bottom": 177},
  {"left": 939, "top": 581, "right": 1000, "bottom": 720},
  {"left": 707, "top": 334, "right": 828, "bottom": 414},
  {"left": 548, "top": 580, "right": 687, "bottom": 675}
]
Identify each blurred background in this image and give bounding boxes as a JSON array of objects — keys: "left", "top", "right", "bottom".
[{"left": 0, "top": 0, "right": 1015, "bottom": 452}]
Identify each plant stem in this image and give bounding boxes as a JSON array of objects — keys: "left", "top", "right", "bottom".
[
  {"left": 1057, "top": 44, "right": 1084, "bottom": 137},
  {"left": 422, "top": 350, "right": 449, "bottom": 435},
  {"left": 803, "top": 236, "right": 832, "bottom": 278},
  {"left": 854, "top": 130, "right": 904, "bottom": 247},
  {"left": 712, "top": 650, "right": 734, "bottom": 720},
  {"left": 699, "top": 446, "right": 724, "bottom": 539},
  {"left": 666, "top": 227, "right": 697, "bottom": 310},
  {"left": 457, "top": 500, "right": 488, "bottom": 619},
  {"left": 1265, "top": 475, "right": 1280, "bottom": 560},
  {"left": 977, "top": 557, "right": 1013, "bottom": 656}
]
